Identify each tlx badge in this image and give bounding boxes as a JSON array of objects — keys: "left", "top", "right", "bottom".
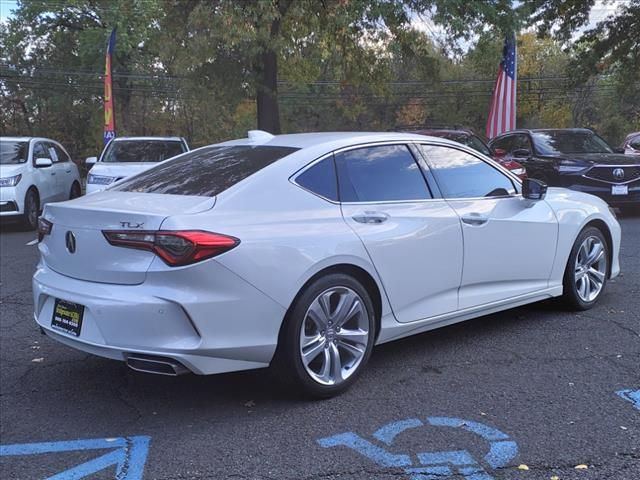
[{"left": 120, "top": 222, "right": 144, "bottom": 229}]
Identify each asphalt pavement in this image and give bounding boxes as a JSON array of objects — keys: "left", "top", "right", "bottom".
[{"left": 1, "top": 214, "right": 639, "bottom": 480}]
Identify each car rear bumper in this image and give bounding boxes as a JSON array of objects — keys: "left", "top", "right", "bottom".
[{"left": 32, "top": 259, "right": 287, "bottom": 375}]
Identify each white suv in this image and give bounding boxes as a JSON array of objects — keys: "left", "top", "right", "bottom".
[
  {"left": 85, "top": 136, "right": 189, "bottom": 194},
  {"left": 0, "top": 137, "right": 81, "bottom": 230}
]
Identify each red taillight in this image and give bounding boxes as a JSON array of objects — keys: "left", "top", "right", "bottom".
[
  {"left": 102, "top": 230, "right": 239, "bottom": 266},
  {"left": 38, "top": 217, "right": 53, "bottom": 242}
]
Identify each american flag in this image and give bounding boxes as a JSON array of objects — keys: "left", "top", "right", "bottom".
[{"left": 486, "top": 35, "right": 517, "bottom": 139}]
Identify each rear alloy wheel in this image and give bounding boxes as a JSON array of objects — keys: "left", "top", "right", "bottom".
[
  {"left": 21, "top": 189, "right": 39, "bottom": 231},
  {"left": 273, "top": 273, "right": 375, "bottom": 398},
  {"left": 562, "top": 226, "right": 609, "bottom": 310},
  {"left": 69, "top": 182, "right": 81, "bottom": 199}
]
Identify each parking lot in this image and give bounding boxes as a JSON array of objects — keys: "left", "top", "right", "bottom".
[{"left": 0, "top": 214, "right": 638, "bottom": 480}]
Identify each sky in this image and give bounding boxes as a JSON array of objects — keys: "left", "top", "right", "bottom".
[{"left": 0, "top": 0, "right": 18, "bottom": 22}]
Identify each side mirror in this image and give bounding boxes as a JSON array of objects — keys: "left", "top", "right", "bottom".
[
  {"left": 492, "top": 148, "right": 507, "bottom": 158},
  {"left": 522, "top": 178, "right": 548, "bottom": 201},
  {"left": 35, "top": 158, "right": 53, "bottom": 168},
  {"left": 512, "top": 148, "right": 531, "bottom": 159},
  {"left": 86, "top": 156, "right": 98, "bottom": 165}
]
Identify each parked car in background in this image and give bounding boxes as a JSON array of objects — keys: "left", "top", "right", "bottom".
[
  {"left": 34, "top": 131, "right": 620, "bottom": 398},
  {"left": 489, "top": 128, "right": 640, "bottom": 214},
  {"left": 86, "top": 136, "right": 189, "bottom": 194},
  {"left": 622, "top": 132, "right": 640, "bottom": 155},
  {"left": 0, "top": 137, "right": 81, "bottom": 230},
  {"left": 407, "top": 128, "right": 527, "bottom": 178}
]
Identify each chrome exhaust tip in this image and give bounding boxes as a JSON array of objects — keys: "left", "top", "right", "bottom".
[{"left": 126, "top": 354, "right": 189, "bottom": 376}]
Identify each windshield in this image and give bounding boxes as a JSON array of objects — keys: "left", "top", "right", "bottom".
[
  {"left": 101, "top": 140, "right": 186, "bottom": 163},
  {"left": 532, "top": 131, "right": 613, "bottom": 155},
  {"left": 0, "top": 141, "right": 29, "bottom": 164}
]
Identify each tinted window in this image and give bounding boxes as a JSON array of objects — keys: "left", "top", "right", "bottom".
[
  {"left": 511, "top": 134, "right": 532, "bottom": 153},
  {"left": 336, "top": 145, "right": 430, "bottom": 202},
  {"left": 629, "top": 137, "right": 640, "bottom": 149},
  {"left": 532, "top": 131, "right": 613, "bottom": 155},
  {"left": 33, "top": 143, "right": 51, "bottom": 160},
  {"left": 439, "top": 133, "right": 491, "bottom": 156},
  {"left": 52, "top": 144, "right": 70, "bottom": 162},
  {"left": 296, "top": 157, "right": 338, "bottom": 201},
  {"left": 420, "top": 145, "right": 515, "bottom": 199},
  {"left": 490, "top": 136, "right": 514, "bottom": 153},
  {"left": 0, "top": 141, "right": 28, "bottom": 164},
  {"left": 114, "top": 145, "right": 298, "bottom": 197},
  {"left": 102, "top": 140, "right": 186, "bottom": 163}
]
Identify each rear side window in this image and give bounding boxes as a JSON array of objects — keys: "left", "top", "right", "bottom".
[
  {"left": 335, "top": 145, "right": 431, "bottom": 202},
  {"left": 113, "top": 145, "right": 298, "bottom": 197},
  {"left": 295, "top": 157, "right": 338, "bottom": 201}
]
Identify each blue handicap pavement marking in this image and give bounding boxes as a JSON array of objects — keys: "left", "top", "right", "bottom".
[
  {"left": 616, "top": 389, "right": 640, "bottom": 411},
  {"left": 317, "top": 416, "right": 518, "bottom": 480},
  {"left": 0, "top": 436, "right": 151, "bottom": 480}
]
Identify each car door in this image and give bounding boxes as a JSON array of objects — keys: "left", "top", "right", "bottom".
[
  {"left": 418, "top": 143, "right": 558, "bottom": 310},
  {"left": 337, "top": 143, "right": 463, "bottom": 323},
  {"left": 50, "top": 142, "right": 74, "bottom": 199},
  {"left": 31, "top": 141, "right": 56, "bottom": 204}
]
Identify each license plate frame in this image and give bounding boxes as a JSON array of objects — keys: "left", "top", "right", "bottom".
[
  {"left": 51, "top": 299, "right": 85, "bottom": 337},
  {"left": 612, "top": 185, "right": 629, "bottom": 195}
]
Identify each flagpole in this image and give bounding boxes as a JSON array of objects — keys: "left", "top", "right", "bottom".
[{"left": 104, "top": 28, "right": 117, "bottom": 145}]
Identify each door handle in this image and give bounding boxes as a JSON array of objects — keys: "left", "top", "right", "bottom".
[
  {"left": 65, "top": 169, "right": 71, "bottom": 173},
  {"left": 51, "top": 172, "right": 56, "bottom": 176},
  {"left": 461, "top": 213, "right": 489, "bottom": 226},
  {"left": 352, "top": 211, "right": 389, "bottom": 224}
]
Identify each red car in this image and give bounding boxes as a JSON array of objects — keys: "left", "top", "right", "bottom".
[{"left": 409, "top": 128, "right": 527, "bottom": 179}]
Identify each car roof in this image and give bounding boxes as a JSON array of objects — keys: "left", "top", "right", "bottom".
[
  {"left": 110, "top": 136, "right": 185, "bottom": 142},
  {"left": 1, "top": 136, "right": 57, "bottom": 142},
  {"left": 218, "top": 131, "right": 456, "bottom": 150},
  {"left": 408, "top": 128, "right": 475, "bottom": 136},
  {"left": 493, "top": 128, "right": 594, "bottom": 137}
]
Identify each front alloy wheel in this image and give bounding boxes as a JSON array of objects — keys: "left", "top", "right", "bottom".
[
  {"left": 562, "top": 226, "right": 609, "bottom": 310},
  {"left": 273, "top": 273, "right": 375, "bottom": 398}
]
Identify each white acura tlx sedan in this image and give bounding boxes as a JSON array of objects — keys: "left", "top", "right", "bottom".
[{"left": 33, "top": 131, "right": 621, "bottom": 397}]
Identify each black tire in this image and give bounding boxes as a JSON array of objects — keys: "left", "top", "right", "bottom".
[
  {"left": 561, "top": 226, "right": 609, "bottom": 311},
  {"left": 272, "top": 273, "right": 376, "bottom": 398},
  {"left": 69, "top": 181, "right": 81, "bottom": 199},
  {"left": 20, "top": 188, "right": 39, "bottom": 231}
]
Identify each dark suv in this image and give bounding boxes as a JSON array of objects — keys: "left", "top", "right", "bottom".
[{"left": 489, "top": 128, "right": 639, "bottom": 213}]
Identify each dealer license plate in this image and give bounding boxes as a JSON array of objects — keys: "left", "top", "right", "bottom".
[
  {"left": 51, "top": 299, "right": 85, "bottom": 337},
  {"left": 612, "top": 185, "right": 628, "bottom": 195}
]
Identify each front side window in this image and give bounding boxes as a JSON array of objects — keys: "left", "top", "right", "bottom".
[
  {"left": 296, "top": 157, "right": 338, "bottom": 201},
  {"left": 420, "top": 145, "right": 516, "bottom": 199},
  {"left": 0, "top": 141, "right": 29, "bottom": 164},
  {"left": 532, "top": 131, "right": 613, "bottom": 155},
  {"left": 101, "top": 140, "right": 187, "bottom": 163},
  {"left": 511, "top": 134, "right": 532, "bottom": 153},
  {"left": 33, "top": 143, "right": 51, "bottom": 160},
  {"left": 52, "top": 144, "right": 70, "bottom": 162},
  {"left": 113, "top": 145, "right": 298, "bottom": 197},
  {"left": 490, "top": 136, "right": 514, "bottom": 153},
  {"left": 335, "top": 145, "right": 431, "bottom": 202}
]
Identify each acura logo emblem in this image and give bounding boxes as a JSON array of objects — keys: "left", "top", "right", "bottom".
[
  {"left": 613, "top": 168, "right": 625, "bottom": 180},
  {"left": 65, "top": 231, "right": 76, "bottom": 254}
]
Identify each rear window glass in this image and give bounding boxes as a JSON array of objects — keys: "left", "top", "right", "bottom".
[
  {"left": 102, "top": 140, "right": 186, "bottom": 163},
  {"left": 113, "top": 145, "right": 299, "bottom": 196}
]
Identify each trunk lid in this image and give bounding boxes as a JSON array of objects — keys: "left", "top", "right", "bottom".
[{"left": 40, "top": 191, "right": 215, "bottom": 284}]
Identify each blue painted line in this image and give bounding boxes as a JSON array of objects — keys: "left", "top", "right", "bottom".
[
  {"left": 374, "top": 418, "right": 423, "bottom": 445},
  {"left": 317, "top": 432, "right": 411, "bottom": 467},
  {"left": 484, "top": 440, "right": 518, "bottom": 469},
  {"left": 616, "top": 389, "right": 640, "bottom": 411},
  {"left": 0, "top": 436, "right": 150, "bottom": 480}
]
